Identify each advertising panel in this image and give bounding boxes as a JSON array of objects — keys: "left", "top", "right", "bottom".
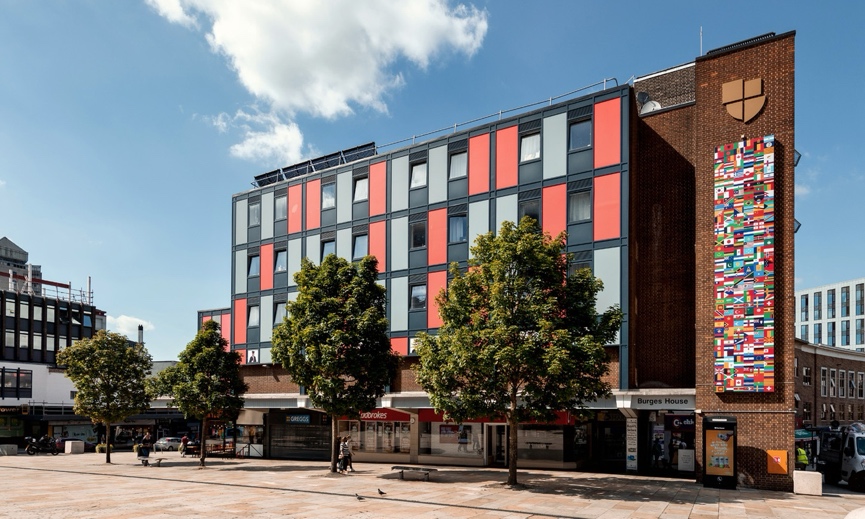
[{"left": 705, "top": 429, "right": 735, "bottom": 477}]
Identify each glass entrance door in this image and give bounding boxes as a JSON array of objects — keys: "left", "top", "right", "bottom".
[{"left": 487, "top": 424, "right": 507, "bottom": 467}]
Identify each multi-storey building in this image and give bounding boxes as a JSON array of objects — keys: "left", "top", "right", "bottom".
[
  {"left": 795, "top": 278, "right": 865, "bottom": 351},
  {"left": 0, "top": 237, "right": 42, "bottom": 295},
  {"left": 199, "top": 31, "right": 798, "bottom": 490}
]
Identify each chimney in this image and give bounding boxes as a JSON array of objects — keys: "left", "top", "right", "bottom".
[{"left": 138, "top": 324, "right": 144, "bottom": 344}]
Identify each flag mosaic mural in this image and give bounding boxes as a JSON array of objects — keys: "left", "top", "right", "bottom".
[{"left": 713, "top": 135, "right": 775, "bottom": 392}]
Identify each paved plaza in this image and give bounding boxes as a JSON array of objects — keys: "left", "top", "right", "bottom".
[{"left": 2, "top": 451, "right": 865, "bottom": 518}]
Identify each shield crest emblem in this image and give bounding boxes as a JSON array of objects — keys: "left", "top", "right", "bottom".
[{"left": 722, "top": 78, "right": 766, "bottom": 123}]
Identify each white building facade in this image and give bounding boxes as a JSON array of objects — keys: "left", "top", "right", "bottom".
[{"left": 795, "top": 278, "right": 865, "bottom": 351}]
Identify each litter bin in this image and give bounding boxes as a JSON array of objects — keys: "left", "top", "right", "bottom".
[{"left": 703, "top": 415, "right": 737, "bottom": 489}]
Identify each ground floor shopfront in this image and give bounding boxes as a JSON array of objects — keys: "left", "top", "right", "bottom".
[{"left": 232, "top": 390, "right": 697, "bottom": 477}]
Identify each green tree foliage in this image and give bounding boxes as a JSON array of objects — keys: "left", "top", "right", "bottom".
[
  {"left": 414, "top": 217, "right": 622, "bottom": 485},
  {"left": 148, "top": 320, "right": 247, "bottom": 468},
  {"left": 56, "top": 330, "right": 152, "bottom": 464},
  {"left": 271, "top": 255, "right": 399, "bottom": 472}
]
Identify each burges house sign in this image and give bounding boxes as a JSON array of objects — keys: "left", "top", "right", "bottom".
[{"left": 631, "top": 396, "right": 694, "bottom": 409}]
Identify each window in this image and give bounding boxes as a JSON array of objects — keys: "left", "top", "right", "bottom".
[
  {"left": 800, "top": 294, "right": 809, "bottom": 321},
  {"left": 569, "top": 262, "right": 592, "bottom": 276},
  {"left": 248, "top": 306, "right": 260, "bottom": 328},
  {"left": 448, "top": 215, "right": 467, "bottom": 243},
  {"left": 821, "top": 367, "right": 828, "bottom": 397},
  {"left": 821, "top": 403, "right": 827, "bottom": 420},
  {"left": 275, "top": 196, "right": 287, "bottom": 221},
  {"left": 828, "top": 289, "right": 836, "bottom": 319},
  {"left": 352, "top": 234, "right": 368, "bottom": 260},
  {"left": 814, "top": 292, "right": 822, "bottom": 320},
  {"left": 831, "top": 369, "right": 837, "bottom": 397},
  {"left": 409, "top": 337, "right": 419, "bottom": 355},
  {"left": 842, "top": 320, "right": 850, "bottom": 346},
  {"left": 449, "top": 152, "right": 467, "bottom": 179},
  {"left": 569, "top": 120, "right": 591, "bottom": 150},
  {"left": 815, "top": 323, "right": 823, "bottom": 344},
  {"left": 851, "top": 371, "right": 857, "bottom": 399},
  {"left": 800, "top": 325, "right": 809, "bottom": 341},
  {"left": 321, "top": 240, "right": 335, "bottom": 259},
  {"left": 803, "top": 366, "right": 812, "bottom": 386},
  {"left": 275, "top": 250, "right": 287, "bottom": 273},
  {"left": 519, "top": 199, "right": 540, "bottom": 224},
  {"left": 803, "top": 402, "right": 812, "bottom": 422},
  {"left": 410, "top": 285, "right": 427, "bottom": 310},
  {"left": 840, "top": 370, "right": 847, "bottom": 398},
  {"left": 795, "top": 357, "right": 799, "bottom": 377},
  {"left": 249, "top": 202, "right": 261, "bottom": 226},
  {"left": 569, "top": 191, "right": 591, "bottom": 222},
  {"left": 850, "top": 404, "right": 855, "bottom": 421},
  {"left": 857, "top": 283, "right": 864, "bottom": 315},
  {"left": 828, "top": 322, "right": 836, "bottom": 346},
  {"left": 353, "top": 177, "right": 369, "bottom": 202},
  {"left": 843, "top": 286, "right": 851, "bottom": 318},
  {"left": 274, "top": 302, "right": 286, "bottom": 326},
  {"left": 248, "top": 255, "right": 260, "bottom": 277},
  {"left": 860, "top": 372, "right": 864, "bottom": 399},
  {"left": 857, "top": 319, "right": 865, "bottom": 345},
  {"left": 322, "top": 183, "right": 336, "bottom": 209},
  {"left": 410, "top": 222, "right": 426, "bottom": 249},
  {"left": 410, "top": 163, "right": 427, "bottom": 188},
  {"left": 520, "top": 133, "right": 540, "bottom": 162}
]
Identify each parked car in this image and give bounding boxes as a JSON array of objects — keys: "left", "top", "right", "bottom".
[
  {"left": 154, "top": 437, "right": 183, "bottom": 451},
  {"left": 55, "top": 437, "right": 97, "bottom": 452}
]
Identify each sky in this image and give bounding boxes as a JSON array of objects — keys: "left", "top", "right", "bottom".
[{"left": 0, "top": 1, "right": 863, "bottom": 361}]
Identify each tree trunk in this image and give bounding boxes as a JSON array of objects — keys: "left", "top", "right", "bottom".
[
  {"left": 199, "top": 417, "right": 207, "bottom": 468},
  {"left": 105, "top": 422, "right": 111, "bottom": 464},
  {"left": 507, "top": 389, "right": 519, "bottom": 486},
  {"left": 331, "top": 414, "right": 339, "bottom": 473}
]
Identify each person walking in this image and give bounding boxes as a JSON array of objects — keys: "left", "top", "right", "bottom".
[
  {"left": 345, "top": 436, "right": 355, "bottom": 472},
  {"left": 796, "top": 444, "right": 809, "bottom": 470},
  {"left": 137, "top": 431, "right": 153, "bottom": 466},
  {"left": 180, "top": 435, "right": 189, "bottom": 457}
]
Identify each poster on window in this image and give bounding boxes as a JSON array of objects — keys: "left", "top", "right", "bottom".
[{"left": 439, "top": 424, "right": 458, "bottom": 443}]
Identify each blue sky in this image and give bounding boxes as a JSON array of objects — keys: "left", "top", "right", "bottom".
[{"left": 1, "top": 1, "right": 862, "bottom": 361}]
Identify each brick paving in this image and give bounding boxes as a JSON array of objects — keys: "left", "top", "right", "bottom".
[{"left": 2, "top": 451, "right": 864, "bottom": 518}]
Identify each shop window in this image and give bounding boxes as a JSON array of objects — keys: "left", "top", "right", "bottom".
[
  {"left": 520, "top": 133, "right": 540, "bottom": 162},
  {"left": 322, "top": 183, "right": 336, "bottom": 209},
  {"left": 449, "top": 152, "right": 467, "bottom": 179},
  {"left": 569, "top": 119, "right": 592, "bottom": 150},
  {"left": 410, "top": 163, "right": 427, "bottom": 188}
]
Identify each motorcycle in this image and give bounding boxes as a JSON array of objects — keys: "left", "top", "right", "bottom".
[{"left": 25, "top": 435, "right": 59, "bottom": 455}]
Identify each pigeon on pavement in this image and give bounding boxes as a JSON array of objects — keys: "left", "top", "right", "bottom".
[
  {"left": 377, "top": 489, "right": 386, "bottom": 496},
  {"left": 356, "top": 494, "right": 364, "bottom": 500}
]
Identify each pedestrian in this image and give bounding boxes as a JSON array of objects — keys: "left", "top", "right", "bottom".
[
  {"left": 796, "top": 444, "right": 809, "bottom": 470},
  {"left": 458, "top": 427, "right": 468, "bottom": 452},
  {"left": 137, "top": 431, "right": 153, "bottom": 466},
  {"left": 180, "top": 435, "right": 189, "bottom": 457},
  {"left": 652, "top": 439, "right": 664, "bottom": 468},
  {"left": 338, "top": 436, "right": 353, "bottom": 474},
  {"left": 345, "top": 436, "right": 355, "bottom": 472}
]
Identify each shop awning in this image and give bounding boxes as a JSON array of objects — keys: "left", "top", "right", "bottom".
[{"left": 795, "top": 429, "right": 816, "bottom": 439}]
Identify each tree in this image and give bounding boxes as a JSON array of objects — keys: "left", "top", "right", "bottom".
[
  {"left": 149, "top": 320, "right": 247, "bottom": 468},
  {"left": 56, "top": 330, "right": 152, "bottom": 464},
  {"left": 414, "top": 217, "right": 622, "bottom": 486},
  {"left": 271, "top": 255, "right": 399, "bottom": 473}
]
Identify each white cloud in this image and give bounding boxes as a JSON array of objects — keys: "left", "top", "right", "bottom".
[
  {"left": 0, "top": 179, "right": 6, "bottom": 188},
  {"left": 107, "top": 315, "right": 155, "bottom": 340},
  {"left": 150, "top": 0, "right": 488, "bottom": 162},
  {"left": 795, "top": 184, "right": 811, "bottom": 196}
]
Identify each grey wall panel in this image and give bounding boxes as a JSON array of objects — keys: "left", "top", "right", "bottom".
[
  {"left": 392, "top": 156, "right": 409, "bottom": 212},
  {"left": 543, "top": 112, "right": 567, "bottom": 179},
  {"left": 496, "top": 194, "right": 518, "bottom": 233},
  {"left": 288, "top": 238, "right": 302, "bottom": 287},
  {"left": 468, "top": 199, "right": 489, "bottom": 255},
  {"left": 234, "top": 250, "right": 247, "bottom": 295},
  {"left": 337, "top": 171, "right": 352, "bottom": 223},
  {"left": 261, "top": 192, "right": 274, "bottom": 240},
  {"left": 306, "top": 234, "right": 321, "bottom": 265},
  {"left": 391, "top": 217, "right": 408, "bottom": 271},
  {"left": 594, "top": 246, "right": 621, "bottom": 311},
  {"left": 428, "top": 145, "right": 448, "bottom": 204},
  {"left": 235, "top": 199, "right": 248, "bottom": 246},
  {"left": 390, "top": 276, "right": 408, "bottom": 331},
  {"left": 260, "top": 294, "right": 273, "bottom": 343},
  {"left": 337, "top": 228, "right": 352, "bottom": 261}
]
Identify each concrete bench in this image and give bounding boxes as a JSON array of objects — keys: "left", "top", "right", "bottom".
[
  {"left": 392, "top": 465, "right": 438, "bottom": 481},
  {"left": 793, "top": 470, "right": 822, "bottom": 496}
]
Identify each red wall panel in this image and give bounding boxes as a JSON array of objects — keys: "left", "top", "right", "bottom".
[
  {"left": 306, "top": 179, "right": 320, "bottom": 230},
  {"left": 202, "top": 315, "right": 211, "bottom": 323},
  {"left": 369, "top": 161, "right": 387, "bottom": 216},
  {"left": 593, "top": 172, "right": 621, "bottom": 240},
  {"left": 542, "top": 183, "right": 567, "bottom": 238},
  {"left": 288, "top": 183, "right": 303, "bottom": 234},
  {"left": 594, "top": 98, "right": 621, "bottom": 169},
  {"left": 220, "top": 312, "right": 231, "bottom": 350},
  {"left": 496, "top": 126, "right": 518, "bottom": 189},
  {"left": 260, "top": 243, "right": 274, "bottom": 290},
  {"left": 369, "top": 220, "right": 386, "bottom": 272},
  {"left": 233, "top": 298, "right": 247, "bottom": 345},
  {"left": 428, "top": 208, "right": 448, "bottom": 265},
  {"left": 391, "top": 337, "right": 408, "bottom": 356},
  {"left": 468, "top": 133, "right": 490, "bottom": 195},
  {"left": 428, "top": 270, "right": 447, "bottom": 329}
]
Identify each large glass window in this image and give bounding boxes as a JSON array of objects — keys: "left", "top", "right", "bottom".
[
  {"left": 519, "top": 200, "right": 540, "bottom": 224},
  {"left": 803, "top": 367, "right": 812, "bottom": 386},
  {"left": 321, "top": 240, "right": 335, "bottom": 259},
  {"left": 828, "top": 322, "right": 836, "bottom": 346},
  {"left": 275, "top": 196, "right": 287, "bottom": 221},
  {"left": 449, "top": 152, "right": 467, "bottom": 179},
  {"left": 841, "top": 370, "right": 847, "bottom": 398},
  {"left": 353, "top": 177, "right": 368, "bottom": 202},
  {"left": 821, "top": 367, "right": 828, "bottom": 397},
  {"left": 275, "top": 250, "right": 287, "bottom": 273},
  {"left": 828, "top": 289, "right": 836, "bottom": 319},
  {"left": 843, "top": 287, "right": 851, "bottom": 317},
  {"left": 851, "top": 371, "right": 857, "bottom": 399},
  {"left": 520, "top": 133, "right": 540, "bottom": 162},
  {"left": 419, "top": 422, "right": 484, "bottom": 458},
  {"left": 352, "top": 235, "right": 368, "bottom": 260},
  {"left": 410, "top": 285, "right": 427, "bottom": 310},
  {"left": 569, "top": 191, "right": 591, "bottom": 222},
  {"left": 274, "top": 303, "right": 286, "bottom": 326},
  {"left": 248, "top": 202, "right": 261, "bottom": 226},
  {"left": 248, "top": 306, "right": 260, "bottom": 328},
  {"left": 248, "top": 255, "right": 260, "bottom": 277},
  {"left": 322, "top": 183, "right": 336, "bottom": 209},
  {"left": 857, "top": 284, "right": 864, "bottom": 315},
  {"left": 800, "top": 325, "right": 809, "bottom": 341},
  {"left": 569, "top": 120, "right": 592, "bottom": 150},
  {"left": 814, "top": 292, "right": 822, "bottom": 320},
  {"left": 449, "top": 215, "right": 467, "bottom": 243},
  {"left": 842, "top": 320, "right": 851, "bottom": 346},
  {"left": 410, "top": 222, "right": 426, "bottom": 249},
  {"left": 814, "top": 323, "right": 823, "bottom": 344},
  {"left": 800, "top": 294, "right": 809, "bottom": 322},
  {"left": 830, "top": 369, "right": 838, "bottom": 397},
  {"left": 857, "top": 319, "right": 864, "bottom": 345},
  {"left": 410, "top": 163, "right": 427, "bottom": 188}
]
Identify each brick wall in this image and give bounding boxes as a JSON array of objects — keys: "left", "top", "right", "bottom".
[
  {"left": 796, "top": 340, "right": 865, "bottom": 429},
  {"left": 243, "top": 365, "right": 300, "bottom": 394}
]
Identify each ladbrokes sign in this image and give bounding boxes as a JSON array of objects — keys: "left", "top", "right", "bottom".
[{"left": 721, "top": 78, "right": 766, "bottom": 123}]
